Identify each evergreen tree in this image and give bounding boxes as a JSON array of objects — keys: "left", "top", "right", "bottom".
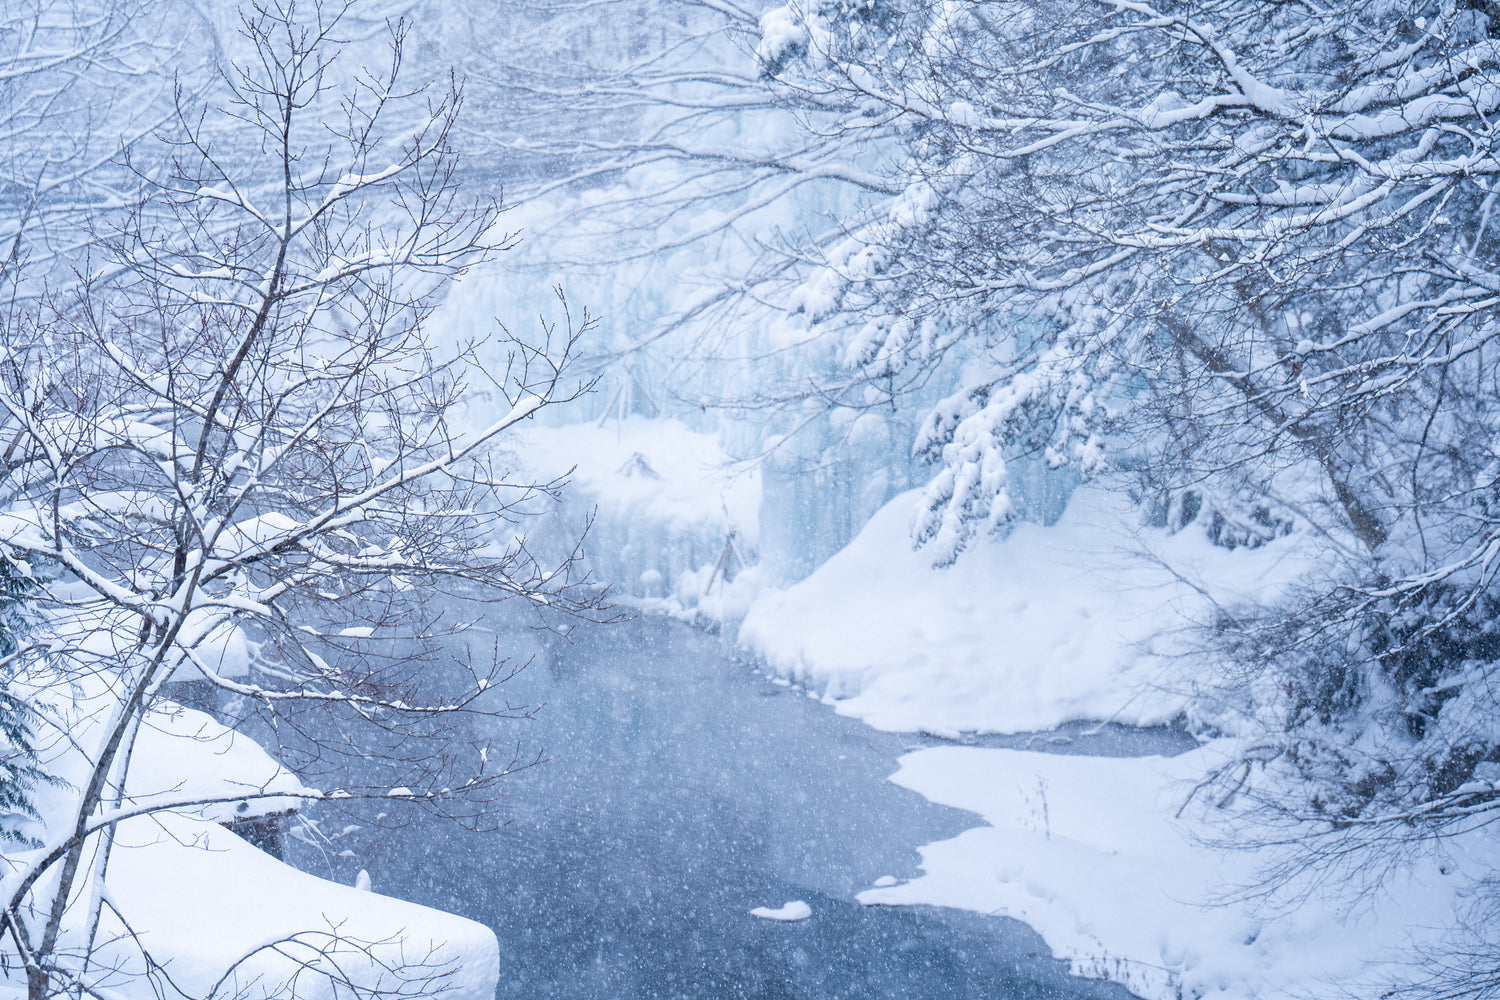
[{"left": 0, "top": 556, "right": 49, "bottom": 847}]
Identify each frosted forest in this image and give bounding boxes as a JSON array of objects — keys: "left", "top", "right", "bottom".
[{"left": 0, "top": 0, "right": 1498, "bottom": 998}]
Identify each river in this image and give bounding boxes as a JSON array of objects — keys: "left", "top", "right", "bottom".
[{"left": 290, "top": 614, "right": 1156, "bottom": 1000}]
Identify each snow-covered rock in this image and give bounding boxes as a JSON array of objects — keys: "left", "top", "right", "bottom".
[
  {"left": 39, "top": 598, "right": 251, "bottom": 684},
  {"left": 99, "top": 811, "right": 499, "bottom": 1000},
  {"left": 126, "top": 702, "right": 314, "bottom": 823},
  {"left": 749, "top": 900, "right": 812, "bottom": 922}
]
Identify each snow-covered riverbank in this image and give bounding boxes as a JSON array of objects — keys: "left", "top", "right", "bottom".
[
  {"left": 858, "top": 742, "right": 1499, "bottom": 1000},
  {"left": 7, "top": 688, "right": 499, "bottom": 1000},
  {"left": 505, "top": 413, "right": 1499, "bottom": 1000}
]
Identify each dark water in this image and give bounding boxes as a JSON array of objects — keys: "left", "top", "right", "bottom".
[{"left": 291, "top": 616, "right": 1142, "bottom": 1000}]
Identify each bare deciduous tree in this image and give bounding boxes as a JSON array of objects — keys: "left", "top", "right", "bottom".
[{"left": 0, "top": 3, "right": 608, "bottom": 998}]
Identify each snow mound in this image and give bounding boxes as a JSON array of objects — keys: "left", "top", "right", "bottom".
[
  {"left": 740, "top": 487, "right": 1319, "bottom": 735},
  {"left": 38, "top": 601, "right": 250, "bottom": 684},
  {"left": 129, "top": 702, "right": 315, "bottom": 822},
  {"left": 750, "top": 900, "right": 812, "bottom": 922}
]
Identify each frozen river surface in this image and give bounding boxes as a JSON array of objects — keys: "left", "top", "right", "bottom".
[{"left": 310, "top": 616, "right": 1144, "bottom": 1000}]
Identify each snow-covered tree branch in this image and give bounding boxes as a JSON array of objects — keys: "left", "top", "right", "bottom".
[
  {"left": 0, "top": 0, "right": 203, "bottom": 283},
  {"left": 0, "top": 4, "right": 607, "bottom": 998},
  {"left": 499, "top": 0, "right": 1500, "bottom": 978}
]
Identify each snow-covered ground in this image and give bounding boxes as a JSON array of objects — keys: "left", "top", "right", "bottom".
[
  {"left": 3, "top": 687, "right": 499, "bottom": 1000},
  {"left": 741, "top": 486, "right": 1319, "bottom": 735},
  {"left": 739, "top": 488, "right": 1493, "bottom": 1000},
  {"left": 857, "top": 742, "right": 1499, "bottom": 1000}
]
